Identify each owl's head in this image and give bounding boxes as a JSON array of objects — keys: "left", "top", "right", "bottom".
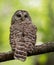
[{"left": 11, "top": 10, "right": 31, "bottom": 24}]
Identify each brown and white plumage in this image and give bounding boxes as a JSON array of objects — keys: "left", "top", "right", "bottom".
[{"left": 10, "top": 10, "right": 37, "bottom": 61}]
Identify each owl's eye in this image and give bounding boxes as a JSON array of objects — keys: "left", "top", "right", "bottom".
[
  {"left": 16, "top": 14, "right": 21, "bottom": 17},
  {"left": 24, "top": 15, "right": 28, "bottom": 18}
]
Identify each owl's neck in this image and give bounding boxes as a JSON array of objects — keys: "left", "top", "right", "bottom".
[{"left": 16, "top": 20, "right": 32, "bottom": 25}]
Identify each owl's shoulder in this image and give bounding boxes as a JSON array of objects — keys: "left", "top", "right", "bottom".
[{"left": 29, "top": 23, "right": 37, "bottom": 29}]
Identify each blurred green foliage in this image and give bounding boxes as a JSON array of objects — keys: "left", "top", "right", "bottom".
[{"left": 0, "top": 0, "right": 54, "bottom": 65}]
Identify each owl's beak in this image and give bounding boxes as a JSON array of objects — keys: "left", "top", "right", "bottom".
[{"left": 21, "top": 17, "right": 25, "bottom": 21}]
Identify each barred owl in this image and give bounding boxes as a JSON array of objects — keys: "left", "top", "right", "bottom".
[{"left": 10, "top": 10, "right": 37, "bottom": 61}]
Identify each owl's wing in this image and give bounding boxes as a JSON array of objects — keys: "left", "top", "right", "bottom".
[
  {"left": 24, "top": 24, "right": 37, "bottom": 44},
  {"left": 24, "top": 23, "right": 37, "bottom": 53},
  {"left": 29, "top": 24, "right": 37, "bottom": 43},
  {"left": 10, "top": 25, "right": 27, "bottom": 61},
  {"left": 10, "top": 25, "right": 16, "bottom": 51},
  {"left": 10, "top": 25, "right": 23, "bottom": 50}
]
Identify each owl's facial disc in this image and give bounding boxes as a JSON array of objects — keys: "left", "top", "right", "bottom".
[
  {"left": 16, "top": 14, "right": 21, "bottom": 18},
  {"left": 16, "top": 13, "right": 28, "bottom": 21},
  {"left": 15, "top": 13, "right": 22, "bottom": 21},
  {"left": 14, "top": 10, "right": 31, "bottom": 22}
]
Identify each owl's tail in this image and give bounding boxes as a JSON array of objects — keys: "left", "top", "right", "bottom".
[{"left": 14, "top": 42, "right": 27, "bottom": 61}]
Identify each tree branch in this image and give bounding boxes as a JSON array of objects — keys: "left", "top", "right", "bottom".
[{"left": 0, "top": 42, "right": 54, "bottom": 62}]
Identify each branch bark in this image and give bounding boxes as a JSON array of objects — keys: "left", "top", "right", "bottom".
[{"left": 0, "top": 42, "right": 54, "bottom": 62}]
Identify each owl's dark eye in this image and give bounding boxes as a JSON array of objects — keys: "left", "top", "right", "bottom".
[
  {"left": 16, "top": 14, "right": 21, "bottom": 17},
  {"left": 24, "top": 15, "right": 28, "bottom": 18}
]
